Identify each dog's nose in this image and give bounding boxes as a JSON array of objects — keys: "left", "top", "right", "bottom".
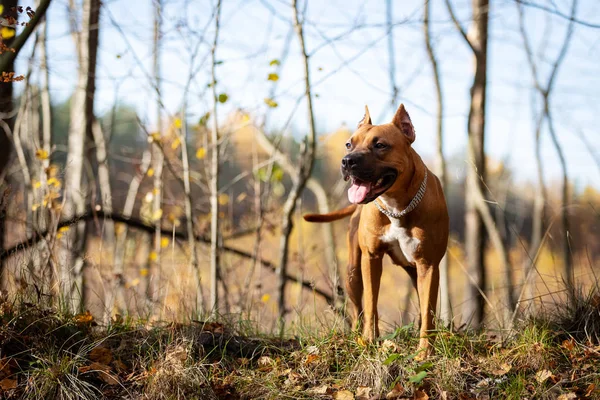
[{"left": 341, "top": 155, "right": 356, "bottom": 169}]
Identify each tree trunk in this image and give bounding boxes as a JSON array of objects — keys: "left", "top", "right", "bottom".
[
  {"left": 91, "top": 120, "right": 115, "bottom": 323},
  {"left": 180, "top": 105, "right": 205, "bottom": 314},
  {"left": 276, "top": 0, "right": 318, "bottom": 334},
  {"left": 149, "top": 0, "right": 163, "bottom": 312},
  {"left": 462, "top": 0, "right": 489, "bottom": 328},
  {"left": 209, "top": 0, "right": 223, "bottom": 318},
  {"left": 424, "top": 0, "right": 452, "bottom": 327},
  {"left": 39, "top": 16, "right": 56, "bottom": 297},
  {"left": 61, "top": 0, "right": 100, "bottom": 311},
  {"left": 0, "top": 0, "right": 18, "bottom": 292}
]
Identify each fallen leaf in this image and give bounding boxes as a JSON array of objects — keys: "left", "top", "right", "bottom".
[
  {"left": 356, "top": 386, "right": 371, "bottom": 399},
  {"left": 535, "top": 369, "right": 553, "bottom": 383},
  {"left": 557, "top": 394, "right": 577, "bottom": 400},
  {"left": 491, "top": 362, "right": 511, "bottom": 376},
  {"left": 414, "top": 389, "right": 429, "bottom": 400},
  {"left": 258, "top": 356, "right": 274, "bottom": 367},
  {"left": 356, "top": 337, "right": 367, "bottom": 347},
  {"left": 267, "top": 73, "right": 279, "bottom": 82},
  {"left": 0, "top": 378, "right": 17, "bottom": 390},
  {"left": 308, "top": 384, "right": 329, "bottom": 395},
  {"left": 381, "top": 339, "right": 399, "bottom": 353},
  {"left": 585, "top": 383, "right": 596, "bottom": 397},
  {"left": 89, "top": 346, "right": 113, "bottom": 365},
  {"left": 333, "top": 389, "right": 354, "bottom": 400},
  {"left": 261, "top": 294, "right": 270, "bottom": 303},
  {"left": 74, "top": 311, "right": 94, "bottom": 325},
  {"left": 305, "top": 354, "right": 318, "bottom": 365},
  {"left": 386, "top": 383, "right": 404, "bottom": 399}
]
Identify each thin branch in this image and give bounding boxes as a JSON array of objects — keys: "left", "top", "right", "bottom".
[
  {"left": 0, "top": 210, "right": 335, "bottom": 305},
  {"left": 0, "top": 0, "right": 52, "bottom": 73},
  {"left": 515, "top": 0, "right": 599, "bottom": 29},
  {"left": 444, "top": 0, "right": 479, "bottom": 55}
]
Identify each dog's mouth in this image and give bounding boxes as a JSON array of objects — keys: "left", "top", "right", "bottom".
[{"left": 345, "top": 169, "right": 397, "bottom": 204}]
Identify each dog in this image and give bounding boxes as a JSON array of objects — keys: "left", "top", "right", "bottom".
[{"left": 304, "top": 104, "right": 449, "bottom": 356}]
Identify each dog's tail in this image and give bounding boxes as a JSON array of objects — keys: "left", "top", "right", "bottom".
[{"left": 303, "top": 204, "right": 358, "bottom": 223}]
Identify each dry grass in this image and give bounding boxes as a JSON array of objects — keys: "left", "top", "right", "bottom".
[{"left": 0, "top": 292, "right": 599, "bottom": 400}]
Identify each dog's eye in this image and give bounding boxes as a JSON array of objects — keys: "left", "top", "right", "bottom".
[
  {"left": 345, "top": 142, "right": 352, "bottom": 150},
  {"left": 374, "top": 142, "right": 387, "bottom": 149}
]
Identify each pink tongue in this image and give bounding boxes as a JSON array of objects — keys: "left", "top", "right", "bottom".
[{"left": 348, "top": 182, "right": 371, "bottom": 204}]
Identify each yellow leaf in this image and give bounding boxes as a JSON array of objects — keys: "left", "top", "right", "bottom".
[
  {"left": 0, "top": 378, "right": 17, "bottom": 390},
  {"left": 129, "top": 278, "right": 140, "bottom": 288},
  {"left": 47, "top": 177, "right": 61, "bottom": 188},
  {"left": 241, "top": 114, "right": 250, "bottom": 122},
  {"left": 267, "top": 73, "right": 279, "bottom": 82},
  {"left": 35, "top": 149, "right": 49, "bottom": 160},
  {"left": 356, "top": 337, "right": 366, "bottom": 347},
  {"left": 218, "top": 193, "right": 230, "bottom": 205},
  {"left": 152, "top": 187, "right": 160, "bottom": 195},
  {"left": 261, "top": 294, "right": 270, "bottom": 303},
  {"left": 58, "top": 226, "right": 69, "bottom": 233},
  {"left": 196, "top": 147, "right": 206, "bottom": 159},
  {"left": 148, "top": 253, "right": 157, "bottom": 263},
  {"left": 333, "top": 390, "right": 354, "bottom": 400},
  {"left": 236, "top": 192, "right": 247, "bottom": 203},
  {"left": 174, "top": 118, "right": 182, "bottom": 128},
  {"left": 152, "top": 209, "right": 163, "bottom": 221},
  {"left": 31, "top": 204, "right": 39, "bottom": 211},
  {"left": 264, "top": 98, "right": 278, "bottom": 108},
  {"left": 74, "top": 311, "right": 94, "bottom": 324},
  {"left": 141, "top": 267, "right": 150, "bottom": 276},
  {"left": 0, "top": 6, "right": 4, "bottom": 15},
  {"left": 160, "top": 237, "right": 169, "bottom": 248},
  {"left": 171, "top": 136, "right": 181, "bottom": 150},
  {"left": 33, "top": 180, "right": 41, "bottom": 189},
  {"left": 1, "top": 27, "right": 15, "bottom": 39},
  {"left": 148, "top": 132, "right": 161, "bottom": 143},
  {"left": 147, "top": 168, "right": 154, "bottom": 177}
]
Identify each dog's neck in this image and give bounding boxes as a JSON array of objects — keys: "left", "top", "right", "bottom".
[{"left": 378, "top": 148, "right": 426, "bottom": 215}]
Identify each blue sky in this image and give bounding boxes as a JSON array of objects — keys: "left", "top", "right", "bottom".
[{"left": 15, "top": 0, "right": 600, "bottom": 190}]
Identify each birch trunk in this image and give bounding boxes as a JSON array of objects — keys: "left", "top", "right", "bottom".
[
  {"left": 61, "top": 0, "right": 100, "bottom": 311},
  {"left": 209, "top": 0, "right": 223, "bottom": 317},
  {"left": 276, "top": 0, "right": 318, "bottom": 334},
  {"left": 424, "top": 0, "right": 452, "bottom": 326},
  {"left": 149, "top": 0, "right": 163, "bottom": 311}
]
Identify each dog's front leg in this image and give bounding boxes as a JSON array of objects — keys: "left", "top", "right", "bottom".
[
  {"left": 360, "top": 252, "right": 383, "bottom": 341},
  {"left": 416, "top": 262, "right": 439, "bottom": 357}
]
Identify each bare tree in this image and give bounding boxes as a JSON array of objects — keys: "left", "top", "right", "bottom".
[
  {"left": 516, "top": 0, "right": 578, "bottom": 299},
  {"left": 423, "top": 0, "right": 451, "bottom": 326},
  {"left": 276, "top": 0, "right": 318, "bottom": 333},
  {"left": 149, "top": 0, "right": 163, "bottom": 310},
  {"left": 209, "top": 0, "right": 223, "bottom": 317},
  {"left": 60, "top": 0, "right": 100, "bottom": 311}
]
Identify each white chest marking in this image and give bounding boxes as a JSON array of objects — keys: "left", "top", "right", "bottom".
[{"left": 380, "top": 219, "right": 421, "bottom": 265}]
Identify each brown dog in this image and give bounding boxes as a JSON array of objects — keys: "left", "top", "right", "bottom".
[{"left": 304, "top": 104, "right": 449, "bottom": 356}]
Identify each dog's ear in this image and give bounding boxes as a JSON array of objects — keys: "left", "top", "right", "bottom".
[
  {"left": 391, "top": 104, "right": 415, "bottom": 143},
  {"left": 358, "top": 105, "right": 372, "bottom": 127}
]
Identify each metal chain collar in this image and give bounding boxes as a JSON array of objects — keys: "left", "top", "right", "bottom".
[{"left": 374, "top": 168, "right": 428, "bottom": 219}]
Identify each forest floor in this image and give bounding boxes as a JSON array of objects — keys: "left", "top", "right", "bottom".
[{"left": 0, "top": 290, "right": 599, "bottom": 400}]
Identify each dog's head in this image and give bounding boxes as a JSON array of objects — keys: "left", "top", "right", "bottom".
[{"left": 342, "top": 104, "right": 416, "bottom": 204}]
